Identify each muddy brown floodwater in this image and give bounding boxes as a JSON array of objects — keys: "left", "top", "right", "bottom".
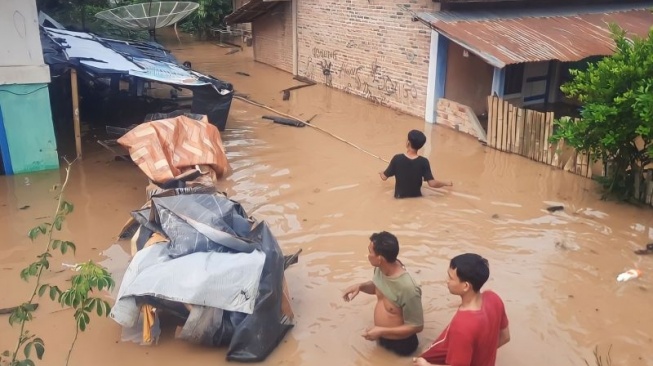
[{"left": 1, "top": 30, "right": 652, "bottom": 366}]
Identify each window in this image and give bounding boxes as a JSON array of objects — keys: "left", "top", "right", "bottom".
[{"left": 503, "top": 63, "right": 524, "bottom": 95}]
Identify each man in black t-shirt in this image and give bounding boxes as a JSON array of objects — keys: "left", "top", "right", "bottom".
[{"left": 379, "top": 130, "right": 453, "bottom": 198}]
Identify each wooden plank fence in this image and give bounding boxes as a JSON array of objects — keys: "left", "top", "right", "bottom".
[
  {"left": 486, "top": 95, "right": 594, "bottom": 179},
  {"left": 485, "top": 96, "right": 653, "bottom": 207}
]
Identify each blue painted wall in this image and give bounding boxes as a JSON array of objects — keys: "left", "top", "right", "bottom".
[{"left": 0, "top": 84, "right": 59, "bottom": 174}]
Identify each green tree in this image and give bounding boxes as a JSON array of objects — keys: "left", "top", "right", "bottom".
[
  {"left": 551, "top": 25, "right": 653, "bottom": 199},
  {"left": 179, "top": 0, "right": 233, "bottom": 40}
]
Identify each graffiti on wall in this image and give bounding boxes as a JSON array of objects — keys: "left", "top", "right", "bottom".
[{"left": 303, "top": 45, "right": 420, "bottom": 106}]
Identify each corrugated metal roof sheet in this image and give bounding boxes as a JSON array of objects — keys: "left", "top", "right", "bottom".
[
  {"left": 225, "top": 0, "right": 283, "bottom": 25},
  {"left": 418, "top": 3, "right": 653, "bottom": 67}
]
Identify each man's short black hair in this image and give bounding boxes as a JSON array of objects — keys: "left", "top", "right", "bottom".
[
  {"left": 370, "top": 231, "right": 399, "bottom": 263},
  {"left": 450, "top": 253, "right": 490, "bottom": 292},
  {"left": 407, "top": 130, "right": 427, "bottom": 150}
]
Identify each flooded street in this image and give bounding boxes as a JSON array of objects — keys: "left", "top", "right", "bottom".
[{"left": 1, "top": 33, "right": 653, "bottom": 366}]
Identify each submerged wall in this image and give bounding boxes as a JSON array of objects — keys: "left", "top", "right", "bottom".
[{"left": 0, "top": 84, "right": 59, "bottom": 174}]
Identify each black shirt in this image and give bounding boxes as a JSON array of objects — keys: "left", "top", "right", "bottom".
[{"left": 383, "top": 154, "right": 434, "bottom": 198}]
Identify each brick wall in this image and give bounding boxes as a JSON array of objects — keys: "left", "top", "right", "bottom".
[
  {"left": 252, "top": 2, "right": 293, "bottom": 73},
  {"left": 436, "top": 99, "right": 487, "bottom": 141},
  {"left": 295, "top": 0, "right": 438, "bottom": 117}
]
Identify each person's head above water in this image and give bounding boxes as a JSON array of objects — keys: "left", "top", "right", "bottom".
[
  {"left": 447, "top": 253, "right": 490, "bottom": 295},
  {"left": 407, "top": 130, "right": 427, "bottom": 151},
  {"left": 368, "top": 231, "right": 399, "bottom": 266}
]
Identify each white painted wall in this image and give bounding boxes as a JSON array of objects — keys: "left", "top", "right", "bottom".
[{"left": 0, "top": 0, "right": 50, "bottom": 85}]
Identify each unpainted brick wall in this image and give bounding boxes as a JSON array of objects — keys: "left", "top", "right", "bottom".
[
  {"left": 296, "top": 0, "right": 438, "bottom": 117},
  {"left": 436, "top": 98, "right": 484, "bottom": 139},
  {"left": 252, "top": 2, "right": 293, "bottom": 73}
]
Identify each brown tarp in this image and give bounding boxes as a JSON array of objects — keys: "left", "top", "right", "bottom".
[{"left": 118, "top": 115, "right": 229, "bottom": 184}]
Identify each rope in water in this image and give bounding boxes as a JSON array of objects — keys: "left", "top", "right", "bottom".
[
  {"left": 233, "top": 96, "right": 390, "bottom": 164},
  {"left": 232, "top": 95, "right": 463, "bottom": 199}
]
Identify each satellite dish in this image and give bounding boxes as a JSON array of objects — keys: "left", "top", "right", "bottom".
[{"left": 96, "top": 1, "right": 199, "bottom": 39}]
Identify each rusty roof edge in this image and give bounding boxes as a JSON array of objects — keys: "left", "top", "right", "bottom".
[
  {"left": 438, "top": 29, "right": 506, "bottom": 68},
  {"left": 417, "top": 2, "right": 653, "bottom": 23},
  {"left": 416, "top": 12, "right": 506, "bottom": 68}
]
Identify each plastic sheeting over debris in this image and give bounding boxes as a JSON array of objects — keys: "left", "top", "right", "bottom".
[
  {"left": 40, "top": 25, "right": 234, "bottom": 131},
  {"left": 111, "top": 116, "right": 295, "bottom": 362},
  {"left": 117, "top": 115, "right": 229, "bottom": 184}
]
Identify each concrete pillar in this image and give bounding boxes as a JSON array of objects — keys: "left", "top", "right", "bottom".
[{"left": 425, "top": 31, "right": 448, "bottom": 124}]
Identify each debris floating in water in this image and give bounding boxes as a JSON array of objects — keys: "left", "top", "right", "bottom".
[
  {"left": 617, "top": 269, "right": 642, "bottom": 282},
  {"left": 546, "top": 206, "right": 564, "bottom": 213},
  {"left": 634, "top": 243, "right": 653, "bottom": 255}
]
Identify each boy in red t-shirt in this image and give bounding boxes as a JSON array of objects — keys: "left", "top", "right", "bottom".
[{"left": 413, "top": 254, "right": 510, "bottom": 366}]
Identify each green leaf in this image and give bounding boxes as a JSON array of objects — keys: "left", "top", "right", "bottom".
[
  {"left": 60, "top": 201, "right": 74, "bottom": 215},
  {"left": 51, "top": 239, "right": 61, "bottom": 250},
  {"left": 72, "top": 292, "right": 81, "bottom": 309},
  {"left": 96, "top": 299, "right": 104, "bottom": 317},
  {"left": 1, "top": 350, "right": 10, "bottom": 357},
  {"left": 28, "top": 227, "right": 42, "bottom": 241},
  {"left": 39, "top": 257, "right": 50, "bottom": 270},
  {"left": 49, "top": 286, "right": 60, "bottom": 301},
  {"left": 103, "top": 301, "right": 112, "bottom": 314},
  {"left": 65, "top": 242, "right": 77, "bottom": 254},
  {"left": 20, "top": 268, "right": 30, "bottom": 282},
  {"left": 53, "top": 215, "right": 64, "bottom": 231},
  {"left": 61, "top": 241, "right": 68, "bottom": 255},
  {"left": 77, "top": 314, "right": 87, "bottom": 332},
  {"left": 33, "top": 341, "right": 44, "bottom": 360},
  {"left": 23, "top": 341, "right": 32, "bottom": 359},
  {"left": 39, "top": 285, "right": 48, "bottom": 297},
  {"left": 84, "top": 299, "right": 94, "bottom": 312}
]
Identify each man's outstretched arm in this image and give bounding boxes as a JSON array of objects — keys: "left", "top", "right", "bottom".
[
  {"left": 427, "top": 179, "right": 453, "bottom": 188},
  {"left": 342, "top": 281, "right": 376, "bottom": 302}
]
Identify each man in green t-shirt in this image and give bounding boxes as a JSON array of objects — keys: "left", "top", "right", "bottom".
[{"left": 342, "top": 231, "right": 424, "bottom": 356}]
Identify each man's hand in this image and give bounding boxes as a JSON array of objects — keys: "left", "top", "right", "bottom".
[
  {"left": 379, "top": 172, "right": 388, "bottom": 181},
  {"left": 361, "top": 326, "right": 384, "bottom": 341},
  {"left": 412, "top": 357, "right": 431, "bottom": 366},
  {"left": 342, "top": 284, "right": 360, "bottom": 302}
]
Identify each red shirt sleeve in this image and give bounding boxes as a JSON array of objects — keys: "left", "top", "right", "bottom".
[
  {"left": 490, "top": 291, "right": 509, "bottom": 330},
  {"left": 500, "top": 306, "right": 509, "bottom": 330},
  {"left": 445, "top": 325, "right": 474, "bottom": 366}
]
